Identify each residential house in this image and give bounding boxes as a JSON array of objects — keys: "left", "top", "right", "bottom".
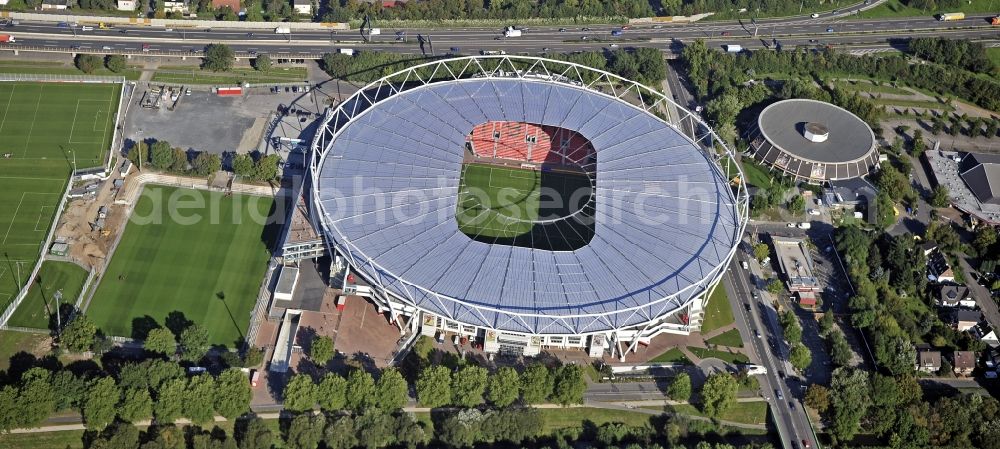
[
  {"left": 41, "top": 0, "right": 68, "bottom": 9},
  {"left": 797, "top": 291, "right": 818, "bottom": 310},
  {"left": 292, "top": 0, "right": 312, "bottom": 14},
  {"left": 953, "top": 351, "right": 976, "bottom": 376},
  {"left": 927, "top": 250, "right": 955, "bottom": 283},
  {"left": 974, "top": 322, "right": 999, "bottom": 348},
  {"left": 116, "top": 0, "right": 137, "bottom": 10},
  {"left": 955, "top": 309, "right": 982, "bottom": 332},
  {"left": 916, "top": 349, "right": 942, "bottom": 373},
  {"left": 919, "top": 241, "right": 938, "bottom": 257},
  {"left": 937, "top": 285, "right": 976, "bottom": 308},
  {"left": 211, "top": 0, "right": 240, "bottom": 12},
  {"left": 162, "top": 0, "right": 189, "bottom": 13}
]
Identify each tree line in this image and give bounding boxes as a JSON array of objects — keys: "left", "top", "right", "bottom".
[
  {"left": 908, "top": 37, "right": 995, "bottom": 74},
  {"left": 320, "top": 0, "right": 653, "bottom": 22},
  {"left": 806, "top": 367, "right": 1000, "bottom": 448},
  {"left": 127, "top": 139, "right": 281, "bottom": 182}
]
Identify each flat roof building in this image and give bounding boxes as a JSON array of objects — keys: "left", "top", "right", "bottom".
[
  {"left": 746, "top": 99, "right": 879, "bottom": 183},
  {"left": 771, "top": 236, "right": 820, "bottom": 292}
]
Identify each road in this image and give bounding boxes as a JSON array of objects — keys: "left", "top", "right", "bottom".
[
  {"left": 1, "top": 14, "right": 999, "bottom": 58},
  {"left": 725, "top": 250, "right": 818, "bottom": 449}
]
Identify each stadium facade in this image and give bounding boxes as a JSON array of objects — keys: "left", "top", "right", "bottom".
[
  {"left": 745, "top": 99, "right": 879, "bottom": 183},
  {"left": 309, "top": 56, "right": 748, "bottom": 359}
]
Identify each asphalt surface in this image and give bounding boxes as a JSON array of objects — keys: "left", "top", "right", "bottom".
[{"left": 1, "top": 13, "right": 999, "bottom": 57}]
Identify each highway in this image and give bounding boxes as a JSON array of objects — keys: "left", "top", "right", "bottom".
[{"left": 1, "top": 13, "right": 999, "bottom": 57}]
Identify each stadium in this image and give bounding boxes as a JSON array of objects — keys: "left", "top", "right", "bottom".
[
  {"left": 310, "top": 56, "right": 748, "bottom": 359},
  {"left": 745, "top": 99, "right": 879, "bottom": 183}
]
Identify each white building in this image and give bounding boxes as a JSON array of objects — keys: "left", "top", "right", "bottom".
[
  {"left": 116, "top": 0, "right": 137, "bottom": 10},
  {"left": 292, "top": 0, "right": 312, "bottom": 14}
]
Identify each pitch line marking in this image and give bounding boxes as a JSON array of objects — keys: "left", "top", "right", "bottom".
[
  {"left": 21, "top": 85, "right": 43, "bottom": 158},
  {"left": 2, "top": 192, "right": 61, "bottom": 245},
  {"left": 0, "top": 84, "right": 13, "bottom": 136},
  {"left": 34, "top": 205, "right": 55, "bottom": 232}
]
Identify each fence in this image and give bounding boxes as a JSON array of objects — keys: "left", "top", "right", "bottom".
[
  {"left": 0, "top": 73, "right": 125, "bottom": 83},
  {"left": 0, "top": 43, "right": 326, "bottom": 60},
  {"left": 0, "top": 175, "right": 74, "bottom": 329}
]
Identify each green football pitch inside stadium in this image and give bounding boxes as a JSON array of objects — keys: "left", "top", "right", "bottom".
[
  {"left": 0, "top": 82, "right": 121, "bottom": 316},
  {"left": 87, "top": 186, "right": 276, "bottom": 346},
  {"left": 455, "top": 163, "right": 595, "bottom": 250}
]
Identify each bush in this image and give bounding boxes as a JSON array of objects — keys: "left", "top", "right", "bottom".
[
  {"left": 105, "top": 54, "right": 126, "bottom": 73},
  {"left": 74, "top": 54, "right": 101, "bottom": 74}
]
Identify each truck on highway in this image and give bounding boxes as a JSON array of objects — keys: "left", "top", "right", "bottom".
[
  {"left": 724, "top": 44, "right": 742, "bottom": 53},
  {"left": 0, "top": 34, "right": 14, "bottom": 43},
  {"left": 503, "top": 26, "right": 522, "bottom": 38},
  {"left": 938, "top": 12, "right": 964, "bottom": 20},
  {"left": 369, "top": 28, "right": 381, "bottom": 35},
  {"left": 98, "top": 22, "right": 111, "bottom": 29},
  {"left": 339, "top": 48, "right": 354, "bottom": 55},
  {"left": 275, "top": 26, "right": 291, "bottom": 34}
]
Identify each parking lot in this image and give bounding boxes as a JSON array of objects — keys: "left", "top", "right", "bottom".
[{"left": 123, "top": 85, "right": 319, "bottom": 155}]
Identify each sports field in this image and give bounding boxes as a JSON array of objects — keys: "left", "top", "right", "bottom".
[
  {"left": 0, "top": 82, "right": 120, "bottom": 314},
  {"left": 455, "top": 163, "right": 595, "bottom": 250},
  {"left": 87, "top": 186, "right": 276, "bottom": 347},
  {"left": 7, "top": 261, "right": 89, "bottom": 329}
]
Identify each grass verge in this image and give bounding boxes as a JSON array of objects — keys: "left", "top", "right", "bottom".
[
  {"left": 700, "top": 286, "right": 734, "bottom": 334},
  {"left": 651, "top": 401, "right": 769, "bottom": 425},
  {"left": 7, "top": 261, "right": 89, "bottom": 329},
  {"left": 705, "top": 328, "right": 744, "bottom": 348},
  {"left": 687, "top": 346, "right": 749, "bottom": 364},
  {"left": 151, "top": 66, "right": 307, "bottom": 85},
  {"left": 650, "top": 347, "right": 693, "bottom": 364}
]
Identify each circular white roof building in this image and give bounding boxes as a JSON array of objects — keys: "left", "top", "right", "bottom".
[
  {"left": 746, "top": 99, "right": 879, "bottom": 183},
  {"left": 310, "top": 56, "right": 747, "bottom": 357}
]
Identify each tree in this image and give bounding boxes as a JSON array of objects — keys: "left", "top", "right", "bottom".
[
  {"left": 416, "top": 365, "right": 452, "bottom": 408},
  {"left": 153, "top": 378, "right": 186, "bottom": 423},
  {"left": 753, "top": 243, "right": 770, "bottom": 262},
  {"left": 90, "top": 421, "right": 140, "bottom": 449},
  {"left": 179, "top": 325, "right": 209, "bottom": 362},
  {"left": 254, "top": 154, "right": 281, "bottom": 181},
  {"left": 667, "top": 372, "right": 692, "bottom": 402},
  {"left": 973, "top": 226, "right": 997, "bottom": 254},
  {"left": 520, "top": 364, "right": 552, "bottom": 404},
  {"left": 170, "top": 148, "right": 188, "bottom": 172},
  {"left": 283, "top": 374, "right": 317, "bottom": 413},
  {"left": 486, "top": 367, "right": 520, "bottom": 408},
  {"left": 354, "top": 410, "right": 395, "bottom": 449},
  {"left": 316, "top": 373, "right": 347, "bottom": 411},
  {"left": 285, "top": 413, "right": 325, "bottom": 449},
  {"left": 309, "top": 335, "right": 333, "bottom": 365},
  {"left": 787, "top": 195, "right": 806, "bottom": 215},
  {"left": 375, "top": 368, "right": 409, "bottom": 410},
  {"left": 789, "top": 343, "right": 813, "bottom": 371},
  {"left": 344, "top": 369, "right": 376, "bottom": 411},
  {"left": 236, "top": 416, "right": 273, "bottom": 449},
  {"left": 150, "top": 140, "right": 174, "bottom": 170},
  {"left": 215, "top": 368, "right": 251, "bottom": 419},
  {"left": 804, "top": 384, "right": 831, "bottom": 413},
  {"left": 51, "top": 370, "right": 85, "bottom": 412},
  {"left": 451, "top": 365, "right": 488, "bottom": 407},
  {"left": 830, "top": 368, "right": 871, "bottom": 442},
  {"left": 192, "top": 152, "right": 222, "bottom": 177},
  {"left": 61, "top": 314, "right": 98, "bottom": 352},
  {"left": 75, "top": 54, "right": 101, "bottom": 74},
  {"left": 323, "top": 415, "right": 357, "bottom": 449},
  {"left": 779, "top": 311, "right": 802, "bottom": 344},
  {"left": 700, "top": 372, "right": 737, "bottom": 418},
  {"left": 551, "top": 364, "right": 586, "bottom": 406},
  {"left": 930, "top": 184, "right": 950, "bottom": 208},
  {"left": 118, "top": 387, "right": 152, "bottom": 423},
  {"left": 184, "top": 375, "right": 216, "bottom": 425},
  {"left": 436, "top": 409, "right": 482, "bottom": 448},
  {"left": 105, "top": 54, "right": 127, "bottom": 73},
  {"left": 232, "top": 154, "right": 255, "bottom": 178},
  {"left": 128, "top": 141, "right": 149, "bottom": 168},
  {"left": 819, "top": 312, "right": 835, "bottom": 336},
  {"left": 875, "top": 191, "right": 897, "bottom": 229},
  {"left": 252, "top": 54, "right": 272, "bottom": 71},
  {"left": 82, "top": 377, "right": 119, "bottom": 429},
  {"left": 144, "top": 328, "right": 176, "bottom": 357},
  {"left": 766, "top": 278, "right": 783, "bottom": 294},
  {"left": 203, "top": 44, "right": 235, "bottom": 72}
]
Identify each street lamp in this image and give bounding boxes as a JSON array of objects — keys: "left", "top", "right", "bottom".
[{"left": 53, "top": 289, "right": 63, "bottom": 336}]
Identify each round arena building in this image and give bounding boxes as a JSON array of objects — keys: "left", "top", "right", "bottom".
[
  {"left": 745, "top": 99, "right": 879, "bottom": 183},
  {"left": 309, "top": 56, "right": 748, "bottom": 359}
]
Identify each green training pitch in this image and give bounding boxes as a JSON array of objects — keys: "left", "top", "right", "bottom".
[
  {"left": 7, "top": 261, "right": 89, "bottom": 330},
  {"left": 0, "top": 82, "right": 120, "bottom": 313},
  {"left": 87, "top": 186, "right": 276, "bottom": 346},
  {"left": 455, "top": 163, "right": 595, "bottom": 251}
]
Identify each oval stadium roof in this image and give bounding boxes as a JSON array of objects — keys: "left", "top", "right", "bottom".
[{"left": 314, "top": 65, "right": 743, "bottom": 335}]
